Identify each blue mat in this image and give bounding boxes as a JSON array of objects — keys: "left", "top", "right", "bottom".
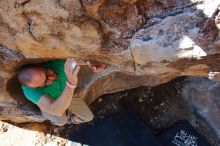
[{"left": 68, "top": 111, "right": 162, "bottom": 146}]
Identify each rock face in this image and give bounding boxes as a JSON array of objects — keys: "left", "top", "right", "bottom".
[
  {"left": 0, "top": 0, "right": 220, "bottom": 136},
  {"left": 183, "top": 77, "right": 220, "bottom": 139}
]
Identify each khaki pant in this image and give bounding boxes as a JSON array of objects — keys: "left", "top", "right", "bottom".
[{"left": 41, "top": 98, "right": 94, "bottom": 126}]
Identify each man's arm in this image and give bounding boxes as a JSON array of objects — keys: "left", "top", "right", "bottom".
[
  {"left": 37, "top": 58, "right": 80, "bottom": 116},
  {"left": 36, "top": 84, "right": 76, "bottom": 116},
  {"left": 75, "top": 59, "right": 105, "bottom": 73}
]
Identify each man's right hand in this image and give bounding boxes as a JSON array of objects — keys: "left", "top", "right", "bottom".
[{"left": 64, "top": 58, "right": 80, "bottom": 85}]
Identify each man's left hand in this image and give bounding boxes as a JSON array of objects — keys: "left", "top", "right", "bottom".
[{"left": 86, "top": 61, "right": 106, "bottom": 73}]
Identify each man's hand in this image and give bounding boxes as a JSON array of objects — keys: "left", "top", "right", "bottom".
[
  {"left": 86, "top": 61, "right": 106, "bottom": 73},
  {"left": 65, "top": 58, "right": 80, "bottom": 85}
]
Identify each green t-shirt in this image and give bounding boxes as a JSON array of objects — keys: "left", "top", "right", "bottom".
[{"left": 21, "top": 59, "right": 67, "bottom": 104}]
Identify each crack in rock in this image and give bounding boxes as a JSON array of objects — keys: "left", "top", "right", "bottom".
[{"left": 15, "top": 0, "right": 31, "bottom": 8}]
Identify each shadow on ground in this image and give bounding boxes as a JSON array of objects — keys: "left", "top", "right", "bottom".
[{"left": 58, "top": 76, "right": 220, "bottom": 146}]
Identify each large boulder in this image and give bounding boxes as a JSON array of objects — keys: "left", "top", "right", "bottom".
[{"left": 0, "top": 0, "right": 220, "bottom": 129}]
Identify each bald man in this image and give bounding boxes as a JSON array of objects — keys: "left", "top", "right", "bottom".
[{"left": 18, "top": 58, "right": 105, "bottom": 126}]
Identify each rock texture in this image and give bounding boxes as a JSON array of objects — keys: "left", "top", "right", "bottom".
[
  {"left": 183, "top": 77, "right": 220, "bottom": 139},
  {"left": 0, "top": 0, "right": 220, "bottom": 138}
]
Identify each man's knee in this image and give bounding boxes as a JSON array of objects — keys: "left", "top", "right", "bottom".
[
  {"left": 41, "top": 110, "right": 68, "bottom": 126},
  {"left": 73, "top": 112, "right": 94, "bottom": 123},
  {"left": 86, "top": 112, "right": 94, "bottom": 122}
]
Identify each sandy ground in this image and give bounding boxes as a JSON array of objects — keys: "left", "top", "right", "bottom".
[{"left": 0, "top": 121, "right": 69, "bottom": 146}]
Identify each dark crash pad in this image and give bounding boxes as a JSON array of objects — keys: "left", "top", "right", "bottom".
[
  {"left": 68, "top": 111, "right": 163, "bottom": 146},
  {"left": 158, "top": 120, "right": 211, "bottom": 146}
]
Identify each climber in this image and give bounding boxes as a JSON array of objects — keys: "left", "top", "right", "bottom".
[{"left": 18, "top": 58, "right": 105, "bottom": 126}]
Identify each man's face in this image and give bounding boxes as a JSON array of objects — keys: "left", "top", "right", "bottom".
[{"left": 26, "top": 67, "right": 57, "bottom": 88}]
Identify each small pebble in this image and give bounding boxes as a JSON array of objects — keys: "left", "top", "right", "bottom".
[
  {"left": 53, "top": 128, "right": 58, "bottom": 133},
  {"left": 98, "top": 98, "right": 103, "bottom": 103},
  {"left": 138, "top": 97, "right": 144, "bottom": 102}
]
